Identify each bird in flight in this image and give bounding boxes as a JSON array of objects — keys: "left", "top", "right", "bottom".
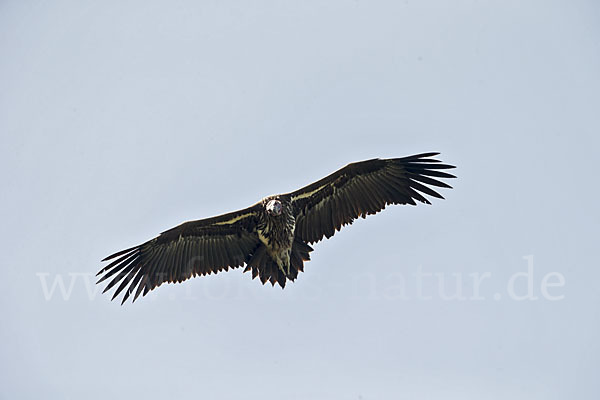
[{"left": 97, "top": 153, "right": 455, "bottom": 304}]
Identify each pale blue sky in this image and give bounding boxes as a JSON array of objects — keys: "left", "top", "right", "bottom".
[{"left": 1, "top": 1, "right": 599, "bottom": 399}]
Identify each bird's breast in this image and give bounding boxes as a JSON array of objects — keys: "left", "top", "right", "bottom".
[{"left": 257, "top": 213, "right": 295, "bottom": 250}]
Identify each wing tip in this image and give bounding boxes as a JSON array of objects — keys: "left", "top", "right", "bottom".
[{"left": 101, "top": 244, "right": 138, "bottom": 262}]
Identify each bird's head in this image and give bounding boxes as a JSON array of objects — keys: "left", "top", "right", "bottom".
[{"left": 266, "top": 199, "right": 282, "bottom": 216}]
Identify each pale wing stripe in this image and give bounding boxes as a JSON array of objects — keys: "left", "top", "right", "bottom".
[
  {"left": 290, "top": 183, "right": 330, "bottom": 202},
  {"left": 212, "top": 212, "right": 256, "bottom": 226}
]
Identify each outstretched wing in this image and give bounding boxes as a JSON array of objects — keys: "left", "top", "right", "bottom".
[
  {"left": 96, "top": 204, "right": 262, "bottom": 304},
  {"left": 288, "top": 153, "right": 456, "bottom": 244}
]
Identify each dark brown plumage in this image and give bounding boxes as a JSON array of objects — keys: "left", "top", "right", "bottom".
[{"left": 97, "top": 153, "right": 456, "bottom": 304}]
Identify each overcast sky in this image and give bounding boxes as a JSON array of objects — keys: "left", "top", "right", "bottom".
[{"left": 1, "top": 1, "right": 599, "bottom": 399}]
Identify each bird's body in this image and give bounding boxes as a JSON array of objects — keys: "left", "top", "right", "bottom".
[
  {"left": 257, "top": 196, "right": 295, "bottom": 275},
  {"left": 97, "top": 153, "right": 456, "bottom": 304}
]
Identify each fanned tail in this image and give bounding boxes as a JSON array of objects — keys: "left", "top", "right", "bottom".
[{"left": 243, "top": 239, "right": 313, "bottom": 288}]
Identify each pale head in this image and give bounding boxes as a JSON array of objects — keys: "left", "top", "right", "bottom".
[{"left": 266, "top": 199, "right": 282, "bottom": 216}]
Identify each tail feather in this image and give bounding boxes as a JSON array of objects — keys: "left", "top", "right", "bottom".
[{"left": 243, "top": 239, "right": 313, "bottom": 288}]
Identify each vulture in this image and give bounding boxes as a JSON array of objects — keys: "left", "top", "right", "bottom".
[{"left": 97, "top": 153, "right": 455, "bottom": 303}]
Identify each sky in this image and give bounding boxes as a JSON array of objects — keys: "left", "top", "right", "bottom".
[{"left": 1, "top": 0, "right": 599, "bottom": 399}]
